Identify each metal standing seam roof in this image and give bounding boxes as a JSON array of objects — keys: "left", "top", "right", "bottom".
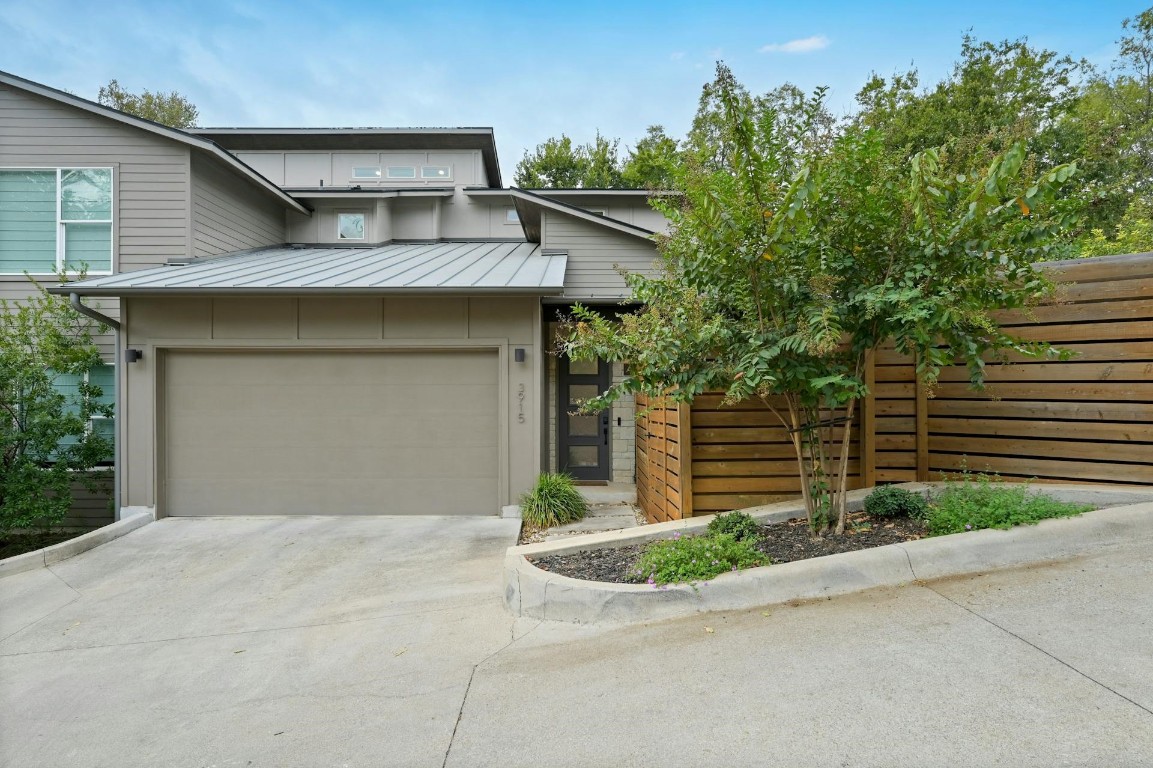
[{"left": 49, "top": 242, "right": 568, "bottom": 296}]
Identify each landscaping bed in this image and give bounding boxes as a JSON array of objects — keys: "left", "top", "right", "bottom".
[{"left": 531, "top": 511, "right": 925, "bottom": 584}]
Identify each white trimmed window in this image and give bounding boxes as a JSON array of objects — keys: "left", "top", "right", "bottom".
[
  {"left": 52, "top": 363, "right": 116, "bottom": 464},
  {"left": 385, "top": 166, "right": 416, "bottom": 179},
  {"left": 351, "top": 166, "right": 382, "bottom": 180},
  {"left": 421, "top": 165, "right": 452, "bottom": 180},
  {"left": 0, "top": 168, "right": 113, "bottom": 274},
  {"left": 337, "top": 212, "right": 366, "bottom": 240}
]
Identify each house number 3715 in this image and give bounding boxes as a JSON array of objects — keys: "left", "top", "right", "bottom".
[{"left": 517, "top": 384, "right": 526, "bottom": 423}]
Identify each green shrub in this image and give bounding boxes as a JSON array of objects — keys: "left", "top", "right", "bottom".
[
  {"left": 926, "top": 475, "right": 1092, "bottom": 536},
  {"left": 632, "top": 532, "right": 767, "bottom": 586},
  {"left": 706, "top": 511, "right": 761, "bottom": 542},
  {"left": 519, "top": 473, "right": 588, "bottom": 528},
  {"left": 864, "top": 485, "right": 929, "bottom": 520}
]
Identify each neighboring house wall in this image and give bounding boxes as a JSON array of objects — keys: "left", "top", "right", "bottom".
[
  {"left": 121, "top": 295, "right": 541, "bottom": 515},
  {"left": 190, "top": 153, "right": 286, "bottom": 256},
  {"left": 0, "top": 82, "right": 193, "bottom": 357},
  {"left": 541, "top": 209, "right": 659, "bottom": 300}
]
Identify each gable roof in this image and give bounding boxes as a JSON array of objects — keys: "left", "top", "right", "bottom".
[
  {"left": 48, "top": 241, "right": 566, "bottom": 296},
  {"left": 464, "top": 187, "right": 655, "bottom": 242},
  {"left": 0, "top": 70, "right": 310, "bottom": 216}
]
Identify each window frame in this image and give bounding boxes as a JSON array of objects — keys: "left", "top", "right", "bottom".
[
  {"left": 336, "top": 211, "right": 367, "bottom": 241},
  {"left": 420, "top": 165, "right": 453, "bottom": 181},
  {"left": 50, "top": 363, "right": 116, "bottom": 466},
  {"left": 0, "top": 166, "right": 115, "bottom": 276},
  {"left": 385, "top": 166, "right": 417, "bottom": 180},
  {"left": 350, "top": 166, "right": 382, "bottom": 180}
]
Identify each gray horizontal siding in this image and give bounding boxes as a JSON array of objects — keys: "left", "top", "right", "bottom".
[
  {"left": 190, "top": 153, "right": 286, "bottom": 257},
  {"left": 541, "top": 210, "right": 659, "bottom": 299},
  {"left": 62, "top": 474, "right": 115, "bottom": 530},
  {"left": 0, "top": 83, "right": 191, "bottom": 273}
]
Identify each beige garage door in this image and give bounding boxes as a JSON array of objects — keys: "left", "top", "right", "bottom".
[{"left": 164, "top": 350, "right": 499, "bottom": 516}]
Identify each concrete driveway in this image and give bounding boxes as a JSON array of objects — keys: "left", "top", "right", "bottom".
[{"left": 2, "top": 518, "right": 1152, "bottom": 767}]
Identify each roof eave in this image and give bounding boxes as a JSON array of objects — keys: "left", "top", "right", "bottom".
[{"left": 48, "top": 285, "right": 565, "bottom": 297}]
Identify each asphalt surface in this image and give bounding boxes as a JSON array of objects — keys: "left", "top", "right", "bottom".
[{"left": 2, "top": 516, "right": 1150, "bottom": 767}]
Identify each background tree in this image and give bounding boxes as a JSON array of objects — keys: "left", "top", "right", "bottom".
[
  {"left": 560, "top": 64, "right": 1075, "bottom": 536},
  {"left": 515, "top": 132, "right": 625, "bottom": 188},
  {"left": 97, "top": 79, "right": 199, "bottom": 128},
  {"left": 621, "top": 125, "right": 680, "bottom": 189},
  {"left": 1, "top": 280, "right": 112, "bottom": 536}
]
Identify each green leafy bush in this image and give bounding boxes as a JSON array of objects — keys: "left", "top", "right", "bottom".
[
  {"left": 926, "top": 475, "right": 1092, "bottom": 536},
  {"left": 519, "top": 473, "right": 588, "bottom": 528},
  {"left": 2, "top": 279, "right": 112, "bottom": 536},
  {"left": 706, "top": 511, "right": 761, "bottom": 542},
  {"left": 864, "top": 485, "right": 929, "bottom": 520},
  {"left": 632, "top": 532, "right": 767, "bottom": 586}
]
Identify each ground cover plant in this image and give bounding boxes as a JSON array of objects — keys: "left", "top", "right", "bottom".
[
  {"left": 925, "top": 474, "right": 1092, "bottom": 535},
  {"left": 532, "top": 480, "right": 1097, "bottom": 585},
  {"left": 631, "top": 529, "right": 766, "bottom": 586},
  {"left": 519, "top": 472, "right": 588, "bottom": 529}
]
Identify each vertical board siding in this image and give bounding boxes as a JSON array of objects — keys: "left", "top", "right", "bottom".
[{"left": 190, "top": 153, "right": 286, "bottom": 257}]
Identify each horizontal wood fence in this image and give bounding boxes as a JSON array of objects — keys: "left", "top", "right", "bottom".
[{"left": 636, "top": 252, "right": 1153, "bottom": 523}]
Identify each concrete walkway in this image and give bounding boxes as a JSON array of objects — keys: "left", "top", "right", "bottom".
[
  {"left": 542, "top": 483, "right": 641, "bottom": 540},
  {"left": 2, "top": 516, "right": 1151, "bottom": 767}
]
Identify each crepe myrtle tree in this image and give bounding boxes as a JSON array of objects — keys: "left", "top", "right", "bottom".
[
  {"left": 0, "top": 277, "right": 112, "bottom": 535},
  {"left": 559, "top": 64, "right": 1077, "bottom": 537}
]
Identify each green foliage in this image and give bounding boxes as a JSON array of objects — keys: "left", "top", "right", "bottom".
[
  {"left": 706, "top": 511, "right": 761, "bottom": 542},
  {"left": 620, "top": 125, "right": 680, "bottom": 189},
  {"left": 514, "top": 132, "right": 623, "bottom": 188},
  {"left": 519, "top": 473, "right": 588, "bottom": 528},
  {"left": 1077, "top": 196, "right": 1153, "bottom": 256},
  {"left": 1, "top": 278, "right": 112, "bottom": 535},
  {"left": 632, "top": 532, "right": 766, "bottom": 586},
  {"left": 863, "top": 485, "right": 929, "bottom": 520},
  {"left": 561, "top": 62, "right": 1075, "bottom": 537},
  {"left": 926, "top": 474, "right": 1091, "bottom": 536},
  {"left": 97, "top": 79, "right": 199, "bottom": 128}
]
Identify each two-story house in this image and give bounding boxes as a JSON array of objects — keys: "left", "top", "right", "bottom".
[{"left": 1, "top": 70, "right": 667, "bottom": 523}]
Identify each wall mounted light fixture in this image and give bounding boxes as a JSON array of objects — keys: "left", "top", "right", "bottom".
[
  {"left": 125, "top": 349, "right": 143, "bottom": 364},
  {"left": 514, "top": 347, "right": 526, "bottom": 363}
]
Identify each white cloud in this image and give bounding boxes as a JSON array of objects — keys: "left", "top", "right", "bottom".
[{"left": 759, "top": 35, "right": 829, "bottom": 54}]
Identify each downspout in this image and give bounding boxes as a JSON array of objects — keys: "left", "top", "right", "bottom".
[{"left": 70, "top": 293, "right": 124, "bottom": 521}]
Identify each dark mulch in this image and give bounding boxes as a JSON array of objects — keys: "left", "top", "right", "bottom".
[
  {"left": 529, "top": 511, "right": 926, "bottom": 584},
  {"left": 0, "top": 530, "right": 84, "bottom": 560}
]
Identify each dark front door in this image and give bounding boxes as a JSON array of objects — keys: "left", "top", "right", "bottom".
[{"left": 558, "top": 356, "right": 611, "bottom": 481}]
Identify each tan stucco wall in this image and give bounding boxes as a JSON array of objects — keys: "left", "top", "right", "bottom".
[{"left": 121, "top": 295, "right": 542, "bottom": 516}]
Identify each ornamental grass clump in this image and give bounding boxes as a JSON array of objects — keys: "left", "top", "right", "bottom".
[
  {"left": 926, "top": 474, "right": 1092, "bottom": 536},
  {"left": 519, "top": 473, "right": 588, "bottom": 528},
  {"left": 632, "top": 531, "right": 767, "bottom": 587}
]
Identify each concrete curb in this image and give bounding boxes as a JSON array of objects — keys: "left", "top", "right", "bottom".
[
  {"left": 0, "top": 509, "right": 155, "bottom": 580},
  {"left": 504, "top": 485, "right": 1153, "bottom": 625}
]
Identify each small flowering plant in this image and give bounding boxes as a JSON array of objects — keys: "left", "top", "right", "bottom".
[{"left": 631, "top": 532, "right": 767, "bottom": 587}]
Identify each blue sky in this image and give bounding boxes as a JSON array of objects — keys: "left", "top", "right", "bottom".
[{"left": 0, "top": 0, "right": 1146, "bottom": 183}]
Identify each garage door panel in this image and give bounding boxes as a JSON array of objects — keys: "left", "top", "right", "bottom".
[{"left": 165, "top": 350, "right": 499, "bottom": 516}]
